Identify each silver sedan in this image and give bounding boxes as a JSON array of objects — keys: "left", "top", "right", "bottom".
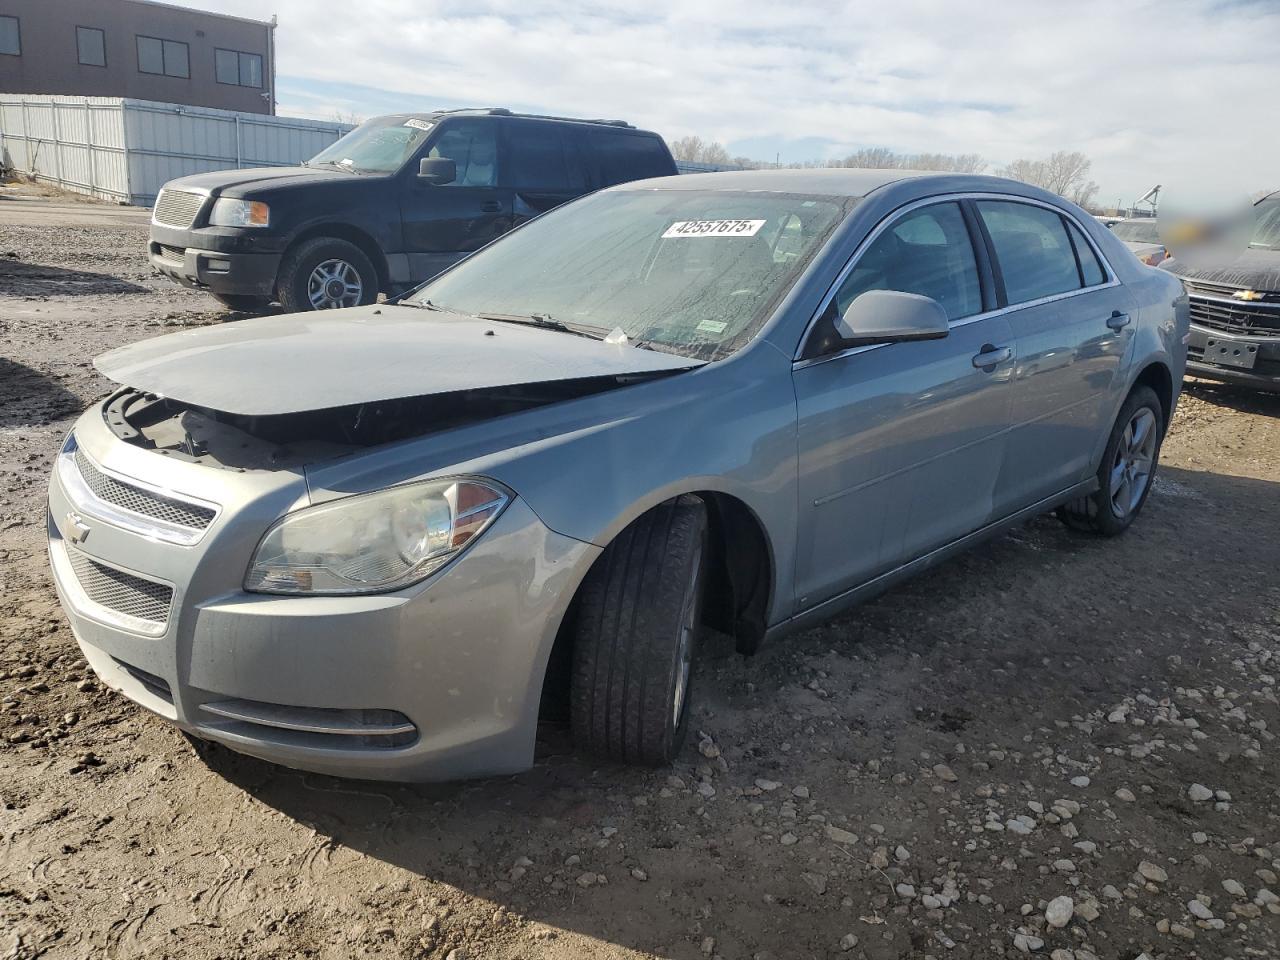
[{"left": 48, "top": 170, "right": 1189, "bottom": 780}]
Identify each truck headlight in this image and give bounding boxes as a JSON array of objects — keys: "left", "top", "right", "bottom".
[
  {"left": 209, "top": 197, "right": 270, "bottom": 228},
  {"left": 245, "top": 479, "right": 510, "bottom": 595}
]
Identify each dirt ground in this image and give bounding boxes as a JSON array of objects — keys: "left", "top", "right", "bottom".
[{"left": 1, "top": 182, "right": 1278, "bottom": 960}]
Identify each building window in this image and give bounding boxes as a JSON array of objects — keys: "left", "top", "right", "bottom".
[
  {"left": 137, "top": 35, "right": 189, "bottom": 78},
  {"left": 77, "top": 26, "right": 106, "bottom": 67},
  {"left": 215, "top": 48, "right": 263, "bottom": 87},
  {"left": 0, "top": 15, "right": 20, "bottom": 56}
]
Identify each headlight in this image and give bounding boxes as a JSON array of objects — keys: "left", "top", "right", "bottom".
[
  {"left": 209, "top": 197, "right": 270, "bottom": 228},
  {"left": 244, "top": 478, "right": 510, "bottom": 595}
]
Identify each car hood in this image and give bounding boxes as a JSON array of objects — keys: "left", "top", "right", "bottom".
[
  {"left": 161, "top": 165, "right": 363, "bottom": 197},
  {"left": 1162, "top": 247, "right": 1280, "bottom": 291},
  {"left": 94, "top": 306, "right": 704, "bottom": 417}
]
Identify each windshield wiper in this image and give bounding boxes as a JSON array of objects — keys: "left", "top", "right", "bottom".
[
  {"left": 473, "top": 312, "right": 607, "bottom": 341},
  {"left": 308, "top": 159, "right": 359, "bottom": 174},
  {"left": 398, "top": 298, "right": 447, "bottom": 311}
]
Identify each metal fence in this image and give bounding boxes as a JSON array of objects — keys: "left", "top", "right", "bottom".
[{"left": 0, "top": 94, "right": 352, "bottom": 207}]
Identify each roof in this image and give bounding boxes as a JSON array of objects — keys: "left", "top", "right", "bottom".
[
  {"left": 119, "top": 0, "right": 275, "bottom": 28},
  {"left": 416, "top": 108, "right": 637, "bottom": 129},
  {"left": 613, "top": 167, "right": 1003, "bottom": 197}
]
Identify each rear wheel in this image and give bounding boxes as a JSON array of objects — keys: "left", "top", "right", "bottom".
[
  {"left": 277, "top": 237, "right": 378, "bottom": 313},
  {"left": 570, "top": 496, "right": 708, "bottom": 765},
  {"left": 1057, "top": 385, "right": 1164, "bottom": 536},
  {"left": 211, "top": 293, "right": 272, "bottom": 313}
]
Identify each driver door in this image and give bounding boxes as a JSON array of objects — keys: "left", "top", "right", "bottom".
[
  {"left": 792, "top": 201, "right": 1016, "bottom": 608},
  {"left": 401, "top": 118, "right": 513, "bottom": 281}
]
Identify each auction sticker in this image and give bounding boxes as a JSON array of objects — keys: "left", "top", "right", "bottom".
[
  {"left": 662, "top": 219, "right": 766, "bottom": 239},
  {"left": 403, "top": 118, "right": 435, "bottom": 131}
]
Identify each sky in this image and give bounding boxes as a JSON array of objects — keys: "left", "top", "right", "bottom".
[{"left": 172, "top": 0, "right": 1277, "bottom": 205}]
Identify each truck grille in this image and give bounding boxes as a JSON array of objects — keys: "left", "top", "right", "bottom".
[
  {"left": 74, "top": 448, "right": 216, "bottom": 531},
  {"left": 153, "top": 189, "right": 205, "bottom": 229},
  {"left": 1188, "top": 296, "right": 1280, "bottom": 338},
  {"left": 67, "top": 548, "right": 173, "bottom": 630}
]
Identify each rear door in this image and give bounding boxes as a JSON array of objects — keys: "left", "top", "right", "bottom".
[
  {"left": 973, "top": 199, "right": 1133, "bottom": 510},
  {"left": 399, "top": 118, "right": 512, "bottom": 280},
  {"left": 503, "top": 120, "right": 587, "bottom": 227},
  {"left": 792, "top": 200, "right": 1016, "bottom": 607}
]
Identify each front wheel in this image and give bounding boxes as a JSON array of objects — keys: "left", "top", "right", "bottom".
[
  {"left": 276, "top": 237, "right": 378, "bottom": 313},
  {"left": 1057, "top": 385, "right": 1164, "bottom": 536},
  {"left": 570, "top": 496, "right": 708, "bottom": 765}
]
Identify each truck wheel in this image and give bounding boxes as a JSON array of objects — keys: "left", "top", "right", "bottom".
[
  {"left": 277, "top": 237, "right": 378, "bottom": 312},
  {"left": 211, "top": 293, "right": 272, "bottom": 313},
  {"left": 1057, "top": 385, "right": 1164, "bottom": 536},
  {"left": 571, "top": 496, "right": 708, "bottom": 766}
]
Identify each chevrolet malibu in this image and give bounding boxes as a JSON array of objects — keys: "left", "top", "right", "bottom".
[{"left": 49, "top": 170, "right": 1189, "bottom": 781}]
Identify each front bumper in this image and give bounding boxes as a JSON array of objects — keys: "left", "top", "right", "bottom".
[
  {"left": 47, "top": 408, "right": 599, "bottom": 781},
  {"left": 149, "top": 241, "right": 280, "bottom": 298},
  {"left": 1186, "top": 324, "right": 1280, "bottom": 392}
]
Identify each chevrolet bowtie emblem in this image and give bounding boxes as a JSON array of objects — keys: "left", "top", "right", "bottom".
[
  {"left": 1233, "top": 289, "right": 1264, "bottom": 302},
  {"left": 66, "top": 512, "right": 91, "bottom": 544}
]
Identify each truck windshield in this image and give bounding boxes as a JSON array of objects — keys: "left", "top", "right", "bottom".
[
  {"left": 411, "top": 189, "right": 852, "bottom": 360},
  {"left": 1252, "top": 199, "right": 1280, "bottom": 249},
  {"left": 307, "top": 116, "right": 434, "bottom": 175}
]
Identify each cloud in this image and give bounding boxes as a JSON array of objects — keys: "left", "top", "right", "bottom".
[{"left": 173, "top": 0, "right": 1277, "bottom": 202}]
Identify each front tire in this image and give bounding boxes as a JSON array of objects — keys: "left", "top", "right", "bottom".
[
  {"left": 1057, "top": 385, "right": 1164, "bottom": 536},
  {"left": 276, "top": 237, "right": 378, "bottom": 313},
  {"left": 570, "top": 496, "right": 708, "bottom": 765}
]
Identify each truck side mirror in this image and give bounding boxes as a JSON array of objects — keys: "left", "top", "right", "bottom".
[{"left": 418, "top": 157, "right": 456, "bottom": 185}]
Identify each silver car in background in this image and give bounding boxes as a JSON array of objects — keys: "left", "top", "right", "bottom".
[
  {"left": 1110, "top": 217, "right": 1168, "bottom": 266},
  {"left": 48, "top": 170, "right": 1189, "bottom": 781}
]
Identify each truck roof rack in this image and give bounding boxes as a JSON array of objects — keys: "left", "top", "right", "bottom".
[{"left": 429, "top": 107, "right": 635, "bottom": 129}]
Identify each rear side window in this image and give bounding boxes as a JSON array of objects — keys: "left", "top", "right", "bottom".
[
  {"left": 1067, "top": 221, "right": 1107, "bottom": 286},
  {"left": 584, "top": 131, "right": 673, "bottom": 187},
  {"left": 977, "top": 200, "right": 1082, "bottom": 304},
  {"left": 834, "top": 202, "right": 982, "bottom": 321},
  {"left": 428, "top": 120, "right": 499, "bottom": 187},
  {"left": 505, "top": 122, "right": 574, "bottom": 190}
]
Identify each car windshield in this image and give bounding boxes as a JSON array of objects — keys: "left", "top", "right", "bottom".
[
  {"left": 1252, "top": 198, "right": 1280, "bottom": 249},
  {"left": 307, "top": 116, "right": 434, "bottom": 175},
  {"left": 1111, "top": 219, "right": 1160, "bottom": 243},
  {"left": 411, "top": 189, "right": 852, "bottom": 360}
]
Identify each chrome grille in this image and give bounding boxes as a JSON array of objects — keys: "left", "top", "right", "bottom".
[
  {"left": 67, "top": 549, "right": 172, "bottom": 628},
  {"left": 152, "top": 189, "right": 205, "bottom": 229},
  {"left": 74, "top": 448, "right": 215, "bottom": 530},
  {"left": 1188, "top": 296, "right": 1280, "bottom": 338}
]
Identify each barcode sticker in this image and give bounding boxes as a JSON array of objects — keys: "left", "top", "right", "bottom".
[
  {"left": 403, "top": 118, "right": 435, "bottom": 131},
  {"left": 662, "top": 219, "right": 766, "bottom": 239}
]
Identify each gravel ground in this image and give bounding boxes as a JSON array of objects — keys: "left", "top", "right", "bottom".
[{"left": 2, "top": 182, "right": 1279, "bottom": 960}]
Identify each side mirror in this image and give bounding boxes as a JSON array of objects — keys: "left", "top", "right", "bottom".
[
  {"left": 418, "top": 157, "right": 456, "bottom": 185},
  {"left": 836, "top": 289, "right": 950, "bottom": 346}
]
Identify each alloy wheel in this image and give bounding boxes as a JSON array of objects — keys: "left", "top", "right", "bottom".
[
  {"left": 307, "top": 258, "right": 363, "bottom": 309},
  {"left": 671, "top": 543, "right": 703, "bottom": 728},
  {"left": 1109, "top": 407, "right": 1157, "bottom": 519}
]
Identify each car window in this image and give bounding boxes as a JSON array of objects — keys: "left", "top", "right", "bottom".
[
  {"left": 1110, "top": 219, "right": 1160, "bottom": 244},
  {"left": 429, "top": 120, "right": 499, "bottom": 187},
  {"left": 833, "top": 202, "right": 982, "bottom": 322},
  {"left": 978, "top": 200, "right": 1082, "bottom": 304},
  {"left": 1067, "top": 221, "right": 1107, "bottom": 286},
  {"left": 506, "top": 122, "right": 572, "bottom": 191},
  {"left": 585, "top": 131, "right": 673, "bottom": 186},
  {"left": 308, "top": 116, "right": 434, "bottom": 174},
  {"left": 415, "top": 189, "right": 851, "bottom": 361}
]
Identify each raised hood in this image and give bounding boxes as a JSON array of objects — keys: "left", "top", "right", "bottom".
[
  {"left": 94, "top": 306, "right": 704, "bottom": 416},
  {"left": 1163, "top": 247, "right": 1280, "bottom": 292}
]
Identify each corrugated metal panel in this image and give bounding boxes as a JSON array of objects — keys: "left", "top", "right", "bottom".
[{"left": 0, "top": 94, "right": 350, "bottom": 206}]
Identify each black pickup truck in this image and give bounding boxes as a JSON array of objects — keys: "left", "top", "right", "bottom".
[{"left": 148, "top": 108, "right": 677, "bottom": 312}]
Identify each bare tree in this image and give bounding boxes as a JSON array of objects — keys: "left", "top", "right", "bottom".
[
  {"left": 825, "top": 148, "right": 986, "bottom": 173},
  {"left": 667, "top": 135, "right": 707, "bottom": 162},
  {"left": 998, "top": 150, "right": 1099, "bottom": 207},
  {"left": 330, "top": 109, "right": 365, "bottom": 126}
]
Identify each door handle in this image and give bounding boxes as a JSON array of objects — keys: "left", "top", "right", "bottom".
[
  {"left": 1107, "top": 311, "right": 1131, "bottom": 331},
  {"left": 480, "top": 200, "right": 502, "bottom": 213},
  {"left": 972, "top": 345, "right": 1013, "bottom": 369}
]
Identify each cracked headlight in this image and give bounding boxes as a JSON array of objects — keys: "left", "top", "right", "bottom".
[
  {"left": 209, "top": 197, "right": 270, "bottom": 228},
  {"left": 245, "top": 479, "right": 510, "bottom": 595}
]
